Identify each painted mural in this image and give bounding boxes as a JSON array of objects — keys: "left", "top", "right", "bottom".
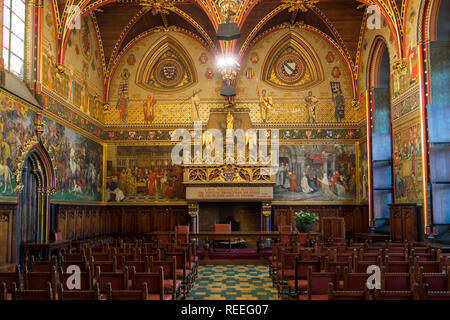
[
  {"left": 42, "top": 8, "right": 104, "bottom": 122},
  {"left": 358, "top": 140, "right": 369, "bottom": 203},
  {"left": 0, "top": 91, "right": 102, "bottom": 201},
  {"left": 393, "top": 116, "right": 423, "bottom": 203},
  {"left": 106, "top": 146, "right": 185, "bottom": 203},
  {"left": 274, "top": 144, "right": 357, "bottom": 202}
]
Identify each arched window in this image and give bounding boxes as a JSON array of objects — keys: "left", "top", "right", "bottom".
[{"left": 2, "top": 0, "right": 26, "bottom": 78}]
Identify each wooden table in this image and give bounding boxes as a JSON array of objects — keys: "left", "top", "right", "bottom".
[
  {"left": 22, "top": 240, "right": 72, "bottom": 261},
  {"left": 354, "top": 232, "right": 391, "bottom": 242}
]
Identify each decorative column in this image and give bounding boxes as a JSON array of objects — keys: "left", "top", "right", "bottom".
[
  {"left": 188, "top": 202, "right": 199, "bottom": 250},
  {"left": 261, "top": 202, "right": 272, "bottom": 251}
]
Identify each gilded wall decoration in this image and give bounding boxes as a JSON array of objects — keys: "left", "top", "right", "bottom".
[
  {"left": 135, "top": 36, "right": 197, "bottom": 92},
  {"left": 261, "top": 32, "right": 324, "bottom": 90}
]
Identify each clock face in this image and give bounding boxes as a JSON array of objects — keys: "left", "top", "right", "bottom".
[{"left": 275, "top": 54, "right": 305, "bottom": 83}]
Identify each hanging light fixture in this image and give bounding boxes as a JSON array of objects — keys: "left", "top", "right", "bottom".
[{"left": 216, "top": 0, "right": 241, "bottom": 40}]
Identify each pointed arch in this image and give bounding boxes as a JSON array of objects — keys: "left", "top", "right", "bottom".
[
  {"left": 135, "top": 35, "right": 197, "bottom": 93},
  {"left": 261, "top": 32, "right": 324, "bottom": 90}
]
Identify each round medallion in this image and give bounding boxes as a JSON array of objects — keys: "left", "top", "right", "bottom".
[
  {"left": 155, "top": 58, "right": 184, "bottom": 86},
  {"left": 275, "top": 54, "right": 305, "bottom": 83}
]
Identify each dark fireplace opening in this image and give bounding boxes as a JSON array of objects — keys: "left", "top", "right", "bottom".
[{"left": 198, "top": 202, "right": 261, "bottom": 249}]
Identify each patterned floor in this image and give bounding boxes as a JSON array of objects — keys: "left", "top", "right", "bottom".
[{"left": 187, "top": 265, "right": 279, "bottom": 300}]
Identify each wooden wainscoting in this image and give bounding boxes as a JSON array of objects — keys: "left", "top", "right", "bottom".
[
  {"left": 0, "top": 203, "right": 17, "bottom": 269},
  {"left": 272, "top": 205, "right": 369, "bottom": 236},
  {"left": 54, "top": 204, "right": 189, "bottom": 241}
]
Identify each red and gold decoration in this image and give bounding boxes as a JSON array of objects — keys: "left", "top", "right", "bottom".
[
  {"left": 261, "top": 32, "right": 323, "bottom": 90},
  {"left": 199, "top": 53, "right": 208, "bottom": 64},
  {"left": 250, "top": 52, "right": 259, "bottom": 63},
  {"left": 205, "top": 68, "right": 214, "bottom": 79},
  {"left": 331, "top": 66, "right": 341, "bottom": 78},
  {"left": 136, "top": 35, "right": 197, "bottom": 92}
]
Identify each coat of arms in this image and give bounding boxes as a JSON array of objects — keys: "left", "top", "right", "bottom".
[
  {"left": 199, "top": 53, "right": 208, "bottom": 64},
  {"left": 205, "top": 68, "right": 214, "bottom": 79}
]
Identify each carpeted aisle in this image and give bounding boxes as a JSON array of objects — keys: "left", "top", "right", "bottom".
[{"left": 187, "top": 265, "right": 279, "bottom": 300}]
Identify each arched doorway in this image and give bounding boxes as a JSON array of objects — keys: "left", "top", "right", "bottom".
[{"left": 15, "top": 140, "right": 55, "bottom": 264}]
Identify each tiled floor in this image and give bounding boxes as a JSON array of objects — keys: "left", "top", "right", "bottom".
[{"left": 186, "top": 265, "right": 279, "bottom": 300}]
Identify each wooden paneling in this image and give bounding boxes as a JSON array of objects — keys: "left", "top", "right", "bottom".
[
  {"left": 389, "top": 204, "right": 419, "bottom": 241},
  {"left": 53, "top": 205, "right": 189, "bottom": 241},
  {"left": 0, "top": 208, "right": 14, "bottom": 266},
  {"left": 273, "top": 205, "right": 369, "bottom": 235}
]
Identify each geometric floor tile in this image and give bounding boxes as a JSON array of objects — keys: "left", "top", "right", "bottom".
[{"left": 187, "top": 265, "right": 280, "bottom": 300}]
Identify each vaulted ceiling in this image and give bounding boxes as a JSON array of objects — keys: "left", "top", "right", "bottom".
[{"left": 51, "top": 0, "right": 407, "bottom": 86}]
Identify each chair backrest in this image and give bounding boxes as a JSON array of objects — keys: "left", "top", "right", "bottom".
[
  {"left": 106, "top": 282, "right": 148, "bottom": 300},
  {"left": 373, "top": 289, "right": 414, "bottom": 300},
  {"left": 295, "top": 258, "right": 320, "bottom": 281},
  {"left": 307, "top": 267, "right": 337, "bottom": 299},
  {"left": 381, "top": 266, "right": 414, "bottom": 291},
  {"left": 422, "top": 283, "right": 450, "bottom": 300},
  {"left": 175, "top": 225, "right": 190, "bottom": 244},
  {"left": 417, "top": 266, "right": 449, "bottom": 291},
  {"left": 342, "top": 267, "right": 370, "bottom": 291},
  {"left": 0, "top": 267, "right": 20, "bottom": 293},
  {"left": 59, "top": 266, "right": 93, "bottom": 290},
  {"left": 57, "top": 282, "right": 100, "bottom": 300},
  {"left": 328, "top": 282, "right": 369, "bottom": 300},
  {"left": 355, "top": 257, "right": 382, "bottom": 273},
  {"left": 12, "top": 282, "right": 53, "bottom": 300},
  {"left": 30, "top": 256, "right": 58, "bottom": 272},
  {"left": 24, "top": 266, "right": 57, "bottom": 293},
  {"left": 150, "top": 256, "right": 176, "bottom": 280},
  {"left": 96, "top": 266, "right": 128, "bottom": 292},
  {"left": 214, "top": 223, "right": 231, "bottom": 241},
  {"left": 131, "top": 266, "right": 164, "bottom": 300}
]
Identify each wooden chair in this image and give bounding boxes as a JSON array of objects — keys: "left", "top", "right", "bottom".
[
  {"left": 89, "top": 256, "right": 118, "bottom": 278},
  {"left": 306, "top": 267, "right": 338, "bottom": 300},
  {"left": 373, "top": 289, "right": 415, "bottom": 300},
  {"left": 24, "top": 266, "right": 57, "bottom": 293},
  {"left": 0, "top": 266, "right": 20, "bottom": 294},
  {"left": 277, "top": 252, "right": 299, "bottom": 295},
  {"left": 166, "top": 250, "right": 191, "bottom": 295},
  {"left": 57, "top": 282, "right": 100, "bottom": 300},
  {"left": 342, "top": 267, "right": 370, "bottom": 291},
  {"left": 324, "top": 256, "right": 352, "bottom": 278},
  {"left": 96, "top": 266, "right": 128, "bottom": 293},
  {"left": 414, "top": 256, "right": 444, "bottom": 273},
  {"left": 383, "top": 256, "right": 411, "bottom": 273},
  {"left": 61, "top": 256, "right": 87, "bottom": 273},
  {"left": 416, "top": 266, "right": 449, "bottom": 292},
  {"left": 29, "top": 256, "right": 58, "bottom": 272},
  {"left": 59, "top": 266, "right": 93, "bottom": 290},
  {"left": 131, "top": 266, "right": 172, "bottom": 300},
  {"left": 381, "top": 266, "right": 415, "bottom": 291},
  {"left": 422, "top": 283, "right": 450, "bottom": 300},
  {"left": 150, "top": 256, "right": 181, "bottom": 299},
  {"left": 106, "top": 282, "right": 148, "bottom": 300},
  {"left": 288, "top": 258, "right": 320, "bottom": 297},
  {"left": 354, "top": 256, "right": 382, "bottom": 273},
  {"left": 120, "top": 256, "right": 149, "bottom": 273},
  {"left": 12, "top": 282, "right": 53, "bottom": 300},
  {"left": 175, "top": 225, "right": 190, "bottom": 245},
  {"left": 328, "top": 282, "right": 369, "bottom": 300},
  {"left": 410, "top": 248, "right": 436, "bottom": 261},
  {"left": 213, "top": 223, "right": 231, "bottom": 251}
]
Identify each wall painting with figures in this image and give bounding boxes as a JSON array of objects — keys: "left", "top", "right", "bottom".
[
  {"left": 392, "top": 114, "right": 423, "bottom": 204},
  {"left": 0, "top": 91, "right": 103, "bottom": 202},
  {"left": 106, "top": 145, "right": 185, "bottom": 203},
  {"left": 274, "top": 144, "right": 357, "bottom": 203}
]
